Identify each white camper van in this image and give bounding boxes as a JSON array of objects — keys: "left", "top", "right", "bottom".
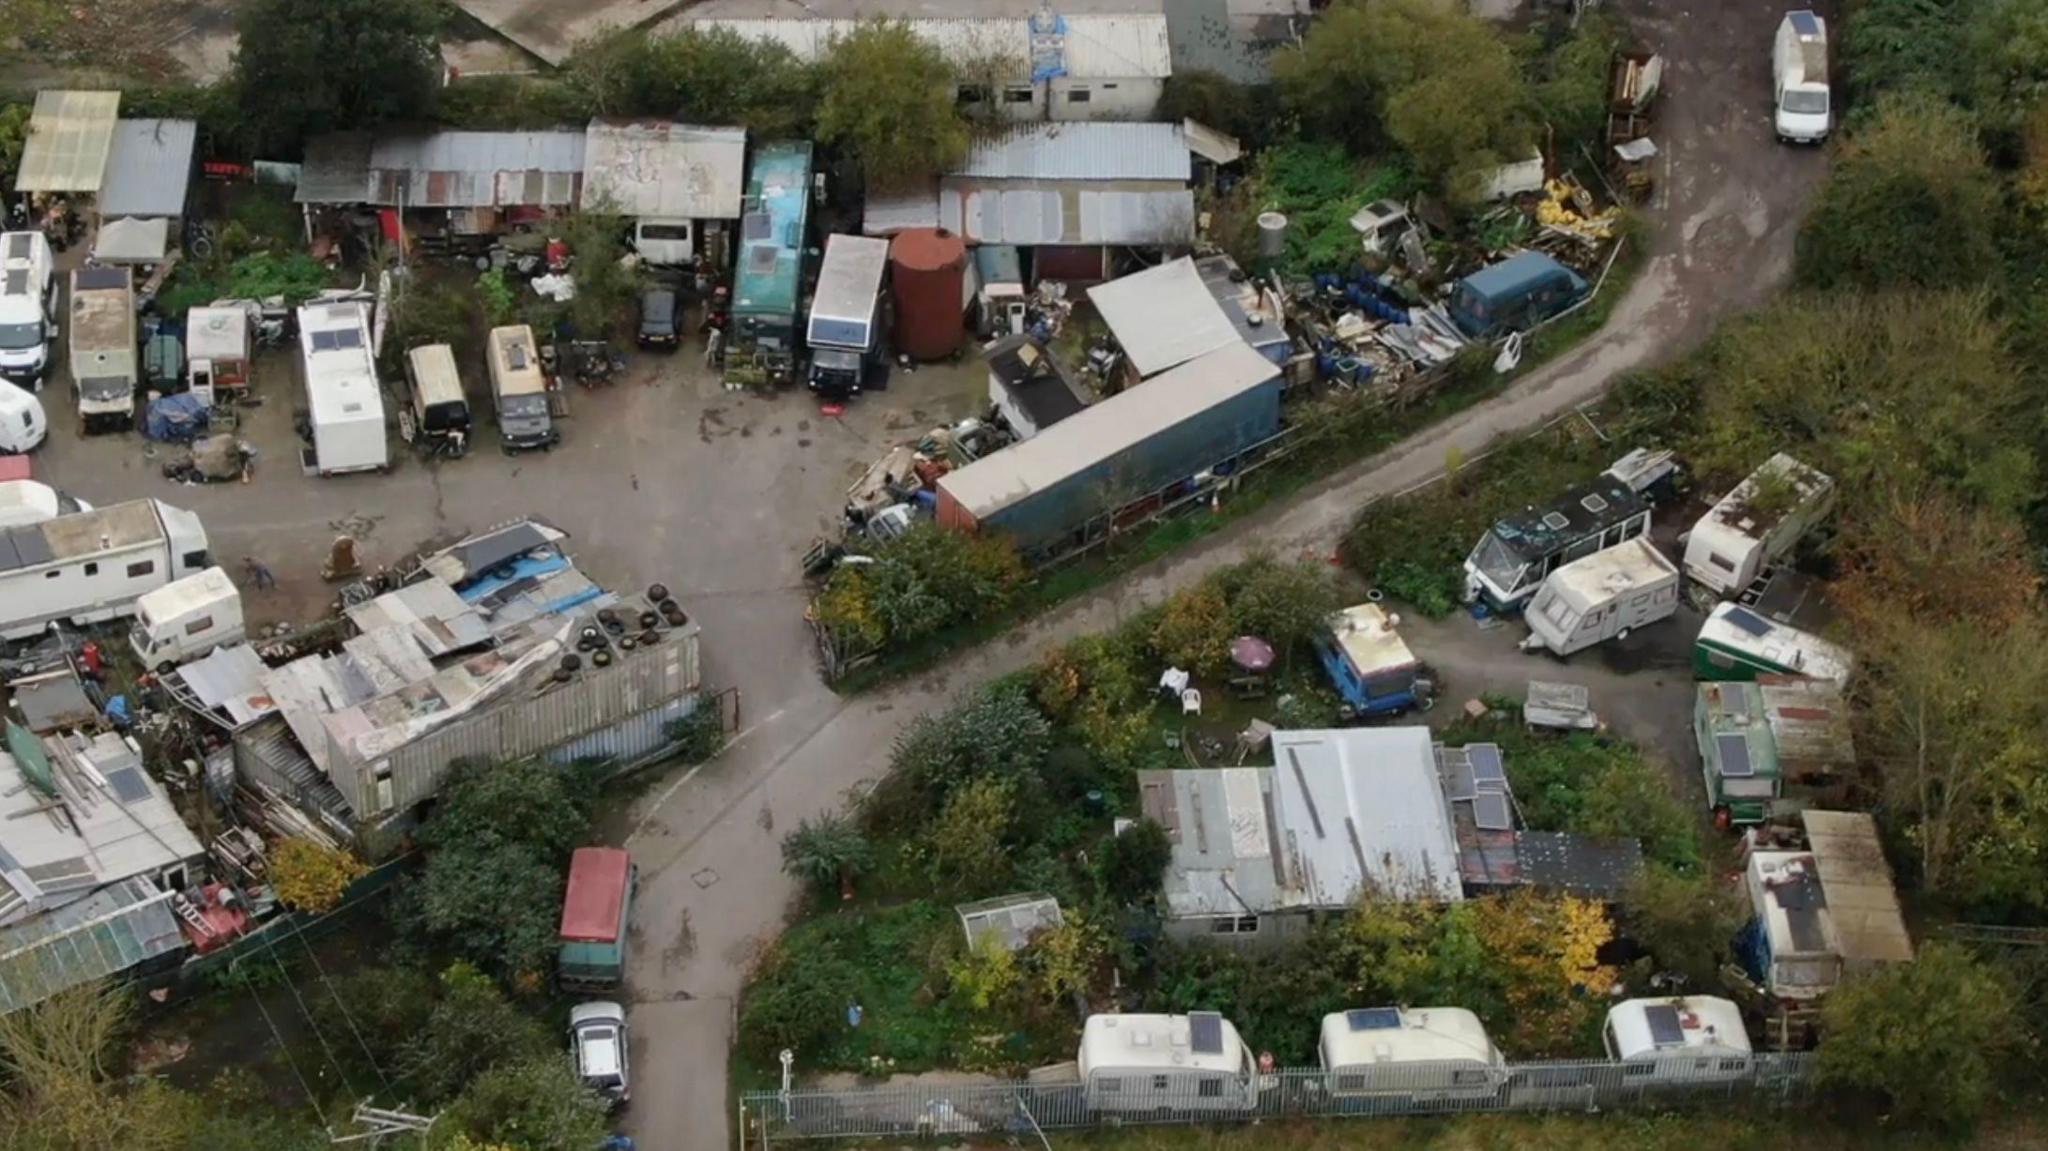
[
  {"left": 0, "top": 232, "right": 57, "bottom": 391},
  {"left": 296, "top": 302, "right": 388, "bottom": 475},
  {"left": 0, "top": 382, "right": 46, "bottom": 453},
  {"left": 1318, "top": 1007, "right": 1505, "bottom": 1103},
  {"left": 1683, "top": 453, "right": 1835, "bottom": 596},
  {"left": 1078, "top": 1013, "right": 1256, "bottom": 1113},
  {"left": 1521, "top": 538, "right": 1681, "bottom": 657},
  {"left": 1773, "top": 11, "right": 1831, "bottom": 144},
  {"left": 130, "top": 566, "right": 245, "bottom": 669},
  {"left": 0, "top": 498, "right": 212, "bottom": 641},
  {"left": 1603, "top": 997, "right": 1753, "bottom": 1081}
]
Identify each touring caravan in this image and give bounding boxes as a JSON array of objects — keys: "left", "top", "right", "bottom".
[
  {"left": 1521, "top": 538, "right": 1681, "bottom": 657},
  {"left": 487, "top": 325, "right": 558, "bottom": 452},
  {"left": 1693, "top": 603, "right": 1851, "bottom": 685},
  {"left": 0, "top": 499, "right": 211, "bottom": 641},
  {"left": 1078, "top": 1013, "right": 1256, "bottom": 1114},
  {"left": 129, "top": 566, "right": 245, "bottom": 669},
  {"left": 1602, "top": 997, "right": 1752, "bottom": 1081},
  {"left": 186, "top": 304, "right": 251, "bottom": 407},
  {"left": 1682, "top": 454, "right": 1835, "bottom": 596},
  {"left": 404, "top": 343, "right": 472, "bottom": 456},
  {"left": 296, "top": 302, "right": 388, "bottom": 475},
  {"left": 1464, "top": 474, "right": 1652, "bottom": 612},
  {"left": 1318, "top": 1007, "right": 1505, "bottom": 1104}
]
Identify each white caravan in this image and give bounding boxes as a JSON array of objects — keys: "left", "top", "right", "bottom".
[
  {"left": 130, "top": 566, "right": 245, "bottom": 669},
  {"left": 1521, "top": 538, "right": 1682, "bottom": 656},
  {"left": 1603, "top": 997, "right": 1753, "bottom": 1081},
  {"left": 1683, "top": 453, "right": 1835, "bottom": 596},
  {"left": 1078, "top": 1013, "right": 1256, "bottom": 1114},
  {"left": 0, "top": 498, "right": 212, "bottom": 641},
  {"left": 1319, "top": 1007, "right": 1505, "bottom": 1102},
  {"left": 296, "top": 302, "right": 388, "bottom": 475}
]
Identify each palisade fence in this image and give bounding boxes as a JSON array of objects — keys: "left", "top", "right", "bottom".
[{"left": 739, "top": 1052, "right": 1816, "bottom": 1145}]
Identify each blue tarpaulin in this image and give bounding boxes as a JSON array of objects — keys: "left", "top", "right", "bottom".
[{"left": 143, "top": 392, "right": 209, "bottom": 442}]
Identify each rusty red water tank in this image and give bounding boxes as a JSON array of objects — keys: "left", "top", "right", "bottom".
[{"left": 888, "top": 227, "right": 968, "bottom": 361}]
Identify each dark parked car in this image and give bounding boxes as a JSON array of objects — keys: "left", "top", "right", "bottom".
[{"left": 636, "top": 286, "right": 684, "bottom": 350}]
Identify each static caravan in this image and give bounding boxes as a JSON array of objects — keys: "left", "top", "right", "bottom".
[
  {"left": 1315, "top": 602, "right": 1431, "bottom": 719},
  {"left": 805, "top": 234, "right": 891, "bottom": 398},
  {"left": 1520, "top": 538, "right": 1680, "bottom": 657},
  {"left": 487, "top": 325, "right": 558, "bottom": 452},
  {"left": 1682, "top": 454, "right": 1835, "bottom": 596},
  {"left": 1696, "top": 678, "right": 1855, "bottom": 824},
  {"left": 129, "top": 565, "right": 245, "bottom": 670},
  {"left": 1077, "top": 1013, "right": 1256, "bottom": 1114},
  {"left": 1464, "top": 475, "right": 1651, "bottom": 613},
  {"left": 1693, "top": 603, "right": 1851, "bottom": 685},
  {"left": 1602, "top": 997, "right": 1752, "bottom": 1081},
  {"left": 1318, "top": 1007, "right": 1504, "bottom": 1104},
  {"left": 296, "top": 302, "right": 388, "bottom": 476},
  {"left": 0, "top": 499, "right": 211, "bottom": 641}
]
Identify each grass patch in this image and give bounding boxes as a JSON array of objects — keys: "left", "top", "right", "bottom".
[{"left": 1069, "top": 1113, "right": 2042, "bottom": 1151}]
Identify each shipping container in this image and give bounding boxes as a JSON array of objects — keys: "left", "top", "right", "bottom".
[
  {"left": 936, "top": 341, "right": 1280, "bottom": 553},
  {"left": 889, "top": 227, "right": 968, "bottom": 360}
]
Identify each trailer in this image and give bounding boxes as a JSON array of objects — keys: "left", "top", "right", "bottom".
[
  {"left": 1696, "top": 677, "right": 1854, "bottom": 824},
  {"left": 296, "top": 302, "right": 388, "bottom": 476},
  {"left": 1602, "top": 997, "right": 1751, "bottom": 1079},
  {"left": 1464, "top": 473, "right": 1652, "bottom": 613},
  {"left": 69, "top": 266, "right": 138, "bottom": 433},
  {"left": 1694, "top": 603, "right": 1851, "bottom": 685},
  {"left": 1319, "top": 1008, "right": 1505, "bottom": 1103},
  {"left": 805, "top": 233, "right": 891, "bottom": 398},
  {"left": 1520, "top": 538, "right": 1680, "bottom": 657},
  {"left": 186, "top": 305, "right": 251, "bottom": 406},
  {"left": 1682, "top": 453, "right": 1834, "bottom": 596},
  {"left": 1078, "top": 1013, "right": 1256, "bottom": 1114},
  {"left": 129, "top": 565, "right": 245, "bottom": 670},
  {"left": 0, "top": 498, "right": 212, "bottom": 641}
]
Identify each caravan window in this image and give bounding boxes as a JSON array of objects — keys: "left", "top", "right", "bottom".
[
  {"left": 1097, "top": 1078, "right": 1121, "bottom": 1093},
  {"left": 127, "top": 560, "right": 154, "bottom": 578},
  {"left": 1452, "top": 1069, "right": 1492, "bottom": 1087},
  {"left": 1718, "top": 1058, "right": 1748, "bottom": 1073},
  {"left": 1335, "top": 1073, "right": 1365, "bottom": 1091},
  {"left": 83, "top": 562, "right": 98, "bottom": 576},
  {"left": 1623, "top": 1062, "right": 1653, "bottom": 1079},
  {"left": 183, "top": 549, "right": 209, "bottom": 569},
  {"left": 1709, "top": 553, "right": 1735, "bottom": 572},
  {"left": 1539, "top": 595, "right": 1574, "bottom": 631},
  {"left": 185, "top": 615, "right": 214, "bottom": 636},
  {"left": 641, "top": 223, "right": 691, "bottom": 242}
]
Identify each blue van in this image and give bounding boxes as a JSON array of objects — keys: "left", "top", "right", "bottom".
[{"left": 1448, "top": 251, "right": 1589, "bottom": 340}]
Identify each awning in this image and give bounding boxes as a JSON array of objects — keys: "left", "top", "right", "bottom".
[{"left": 91, "top": 217, "right": 170, "bottom": 264}]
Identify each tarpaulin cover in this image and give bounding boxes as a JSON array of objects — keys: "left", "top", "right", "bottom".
[{"left": 143, "top": 392, "right": 208, "bottom": 442}]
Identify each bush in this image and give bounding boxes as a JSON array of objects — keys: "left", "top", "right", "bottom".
[
  {"left": 873, "top": 682, "right": 1051, "bottom": 828},
  {"left": 816, "top": 525, "right": 1029, "bottom": 652},
  {"left": 1150, "top": 583, "right": 1234, "bottom": 676},
  {"left": 815, "top": 19, "right": 969, "bottom": 191},
  {"left": 268, "top": 838, "right": 366, "bottom": 912},
  {"left": 1817, "top": 943, "right": 2024, "bottom": 1127},
  {"left": 781, "top": 813, "right": 875, "bottom": 899},
  {"left": 924, "top": 776, "right": 1017, "bottom": 891},
  {"left": 740, "top": 902, "right": 969, "bottom": 1070},
  {"left": 1095, "top": 819, "right": 1172, "bottom": 907},
  {"left": 1532, "top": 14, "right": 1621, "bottom": 153},
  {"left": 564, "top": 25, "right": 817, "bottom": 135},
  {"left": 1214, "top": 555, "right": 1345, "bottom": 662},
  {"left": 398, "top": 963, "right": 552, "bottom": 1104},
  {"left": 440, "top": 1054, "right": 609, "bottom": 1151},
  {"left": 1620, "top": 867, "right": 1747, "bottom": 989}
]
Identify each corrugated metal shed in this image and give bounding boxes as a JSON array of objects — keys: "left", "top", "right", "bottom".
[
  {"left": 1088, "top": 257, "right": 1241, "bottom": 377},
  {"left": 582, "top": 120, "right": 747, "bottom": 220},
  {"left": 679, "top": 14, "right": 1171, "bottom": 79},
  {"left": 1802, "top": 811, "right": 1913, "bottom": 967},
  {"left": 98, "top": 119, "right": 197, "bottom": 218},
  {"left": 956, "top": 122, "right": 1189, "bottom": 181},
  {"left": 1271, "top": 727, "right": 1464, "bottom": 905},
  {"left": 295, "top": 131, "right": 586, "bottom": 208},
  {"left": 863, "top": 183, "right": 943, "bottom": 235},
  {"left": 938, "top": 339, "right": 1277, "bottom": 521},
  {"left": 0, "top": 877, "right": 183, "bottom": 1014},
  {"left": 295, "top": 133, "right": 374, "bottom": 204},
  {"left": 14, "top": 91, "right": 120, "bottom": 194},
  {"left": 172, "top": 643, "right": 278, "bottom": 730},
  {"left": 345, "top": 578, "right": 492, "bottom": 658},
  {"left": 1139, "top": 766, "right": 1280, "bottom": 919},
  {"left": 947, "top": 182, "right": 1194, "bottom": 246}
]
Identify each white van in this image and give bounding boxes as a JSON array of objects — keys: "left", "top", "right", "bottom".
[
  {"left": 0, "top": 232, "right": 57, "bottom": 391},
  {"left": 130, "top": 566, "right": 246, "bottom": 670},
  {"left": 1773, "top": 11, "right": 1831, "bottom": 144},
  {"left": 0, "top": 382, "right": 47, "bottom": 453},
  {"left": 1521, "top": 538, "right": 1681, "bottom": 657}
]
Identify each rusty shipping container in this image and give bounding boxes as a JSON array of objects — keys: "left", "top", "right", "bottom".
[{"left": 889, "top": 227, "right": 968, "bottom": 361}]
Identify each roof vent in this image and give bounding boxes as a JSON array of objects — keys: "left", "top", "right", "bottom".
[
  {"left": 1581, "top": 494, "right": 1609, "bottom": 513},
  {"left": 1542, "top": 511, "right": 1571, "bottom": 531}
]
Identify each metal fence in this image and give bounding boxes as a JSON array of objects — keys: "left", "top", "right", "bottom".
[{"left": 739, "top": 1054, "right": 1815, "bottom": 1145}]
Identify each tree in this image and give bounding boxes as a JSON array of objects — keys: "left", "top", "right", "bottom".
[
  {"left": 815, "top": 19, "right": 970, "bottom": 191},
  {"left": 780, "top": 813, "right": 876, "bottom": 899},
  {"left": 878, "top": 682, "right": 1051, "bottom": 825},
  {"left": 1796, "top": 92, "right": 2004, "bottom": 292},
  {"left": 924, "top": 776, "right": 1016, "bottom": 890},
  {"left": 1833, "top": 489, "right": 2039, "bottom": 631},
  {"left": 1965, "top": 0, "right": 2048, "bottom": 158},
  {"left": 1273, "top": 2, "right": 1387, "bottom": 155},
  {"left": 230, "top": 0, "right": 440, "bottom": 155},
  {"left": 1216, "top": 555, "right": 1343, "bottom": 664},
  {"left": 1095, "top": 818, "right": 1172, "bottom": 906},
  {"left": 1841, "top": 0, "right": 1969, "bottom": 108},
  {"left": 1151, "top": 582, "right": 1234, "bottom": 676},
  {"left": 946, "top": 934, "right": 1021, "bottom": 1011},
  {"left": 438, "top": 1056, "right": 610, "bottom": 1151},
  {"left": 1818, "top": 944, "right": 2022, "bottom": 1127},
  {"left": 269, "top": 837, "right": 367, "bottom": 912},
  {"left": 563, "top": 208, "right": 641, "bottom": 342},
  {"left": 0, "top": 980, "right": 192, "bottom": 1151},
  {"left": 1027, "top": 911, "right": 1107, "bottom": 1004},
  {"left": 815, "top": 524, "right": 1028, "bottom": 651},
  {"left": 399, "top": 963, "right": 553, "bottom": 1104},
  {"left": 1533, "top": 14, "right": 1621, "bottom": 151},
  {"left": 563, "top": 26, "right": 817, "bottom": 135},
  {"left": 1620, "top": 868, "right": 1746, "bottom": 990},
  {"left": 421, "top": 759, "right": 595, "bottom": 861},
  {"left": 1156, "top": 70, "right": 1277, "bottom": 149}
]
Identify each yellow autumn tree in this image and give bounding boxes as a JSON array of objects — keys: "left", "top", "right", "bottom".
[{"left": 269, "top": 838, "right": 367, "bottom": 912}]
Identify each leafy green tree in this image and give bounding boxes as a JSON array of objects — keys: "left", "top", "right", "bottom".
[
  {"left": 816, "top": 524, "right": 1029, "bottom": 651},
  {"left": 815, "top": 19, "right": 970, "bottom": 191},
  {"left": 1619, "top": 868, "right": 1746, "bottom": 989},
  {"left": 878, "top": 682, "right": 1051, "bottom": 824},
  {"left": 1156, "top": 69, "right": 1278, "bottom": 148},
  {"left": 1216, "top": 555, "right": 1343, "bottom": 663},
  {"left": 1273, "top": 2, "right": 1387, "bottom": 154},
  {"left": 1095, "top": 818, "right": 1172, "bottom": 907},
  {"left": 1796, "top": 92, "right": 2004, "bottom": 292},
  {"left": 946, "top": 933, "right": 1021, "bottom": 1011},
  {"left": 1818, "top": 943, "right": 2023, "bottom": 1127},
  {"left": 924, "top": 776, "right": 1016, "bottom": 890},
  {"left": 563, "top": 208, "right": 641, "bottom": 342},
  {"left": 422, "top": 759, "right": 596, "bottom": 860},
  {"left": 1026, "top": 910, "right": 1108, "bottom": 1003},
  {"left": 781, "top": 813, "right": 876, "bottom": 899},
  {"left": 1150, "top": 582, "right": 1234, "bottom": 676},
  {"left": 565, "top": 26, "right": 818, "bottom": 134},
  {"left": 399, "top": 963, "right": 553, "bottom": 1104},
  {"left": 1841, "top": 0, "right": 1969, "bottom": 108},
  {"left": 0, "top": 104, "right": 33, "bottom": 193},
  {"left": 1533, "top": 14, "right": 1621, "bottom": 151},
  {"left": 230, "top": 0, "right": 440, "bottom": 155},
  {"left": 437, "top": 1055, "right": 610, "bottom": 1151},
  {"left": 1966, "top": 0, "right": 2048, "bottom": 157}
]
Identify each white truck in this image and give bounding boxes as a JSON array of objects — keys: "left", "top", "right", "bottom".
[
  {"left": 1682, "top": 453, "right": 1835, "bottom": 596},
  {"left": 1521, "top": 537, "right": 1682, "bottom": 657},
  {"left": 130, "top": 566, "right": 245, "bottom": 670},
  {"left": 0, "top": 231, "right": 57, "bottom": 392},
  {"left": 1773, "top": 11, "right": 1831, "bottom": 144},
  {"left": 296, "top": 302, "right": 389, "bottom": 475},
  {"left": 0, "top": 498, "right": 212, "bottom": 641},
  {"left": 805, "top": 234, "right": 891, "bottom": 399},
  {"left": 70, "top": 266, "right": 139, "bottom": 433}
]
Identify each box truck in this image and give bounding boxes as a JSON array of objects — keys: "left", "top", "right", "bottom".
[
  {"left": 0, "top": 232, "right": 57, "bottom": 391},
  {"left": 559, "top": 847, "right": 637, "bottom": 992},
  {"left": 70, "top": 266, "right": 139, "bottom": 433},
  {"left": 0, "top": 498, "right": 212, "bottom": 641},
  {"left": 129, "top": 565, "right": 245, "bottom": 670},
  {"left": 296, "top": 302, "right": 388, "bottom": 475},
  {"left": 1773, "top": 11, "right": 1831, "bottom": 144},
  {"left": 805, "top": 234, "right": 891, "bottom": 398}
]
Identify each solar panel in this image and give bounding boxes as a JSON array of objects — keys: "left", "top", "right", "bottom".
[
  {"left": 743, "top": 212, "right": 771, "bottom": 241},
  {"left": 1445, "top": 761, "right": 1476, "bottom": 802},
  {"left": 2, "top": 269, "right": 26, "bottom": 295},
  {"left": 1716, "top": 733, "right": 1755, "bottom": 778},
  {"left": 1473, "top": 792, "right": 1513, "bottom": 831},
  {"left": 1467, "top": 744, "right": 1506, "bottom": 787},
  {"left": 1790, "top": 10, "right": 1821, "bottom": 36},
  {"left": 1644, "top": 1004, "right": 1684, "bottom": 1047},
  {"left": 1346, "top": 1008, "right": 1402, "bottom": 1032},
  {"left": 1723, "top": 606, "right": 1772, "bottom": 637},
  {"left": 2, "top": 233, "right": 28, "bottom": 260},
  {"left": 104, "top": 766, "right": 152, "bottom": 804},
  {"left": 1188, "top": 1012, "right": 1225, "bottom": 1054},
  {"left": 1786, "top": 906, "right": 1829, "bottom": 952}
]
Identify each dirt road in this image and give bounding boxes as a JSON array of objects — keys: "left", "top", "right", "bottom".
[{"left": 617, "top": 2, "right": 1829, "bottom": 1148}]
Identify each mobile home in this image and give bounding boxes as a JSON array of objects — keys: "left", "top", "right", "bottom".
[
  {"left": 1464, "top": 474, "right": 1651, "bottom": 612},
  {"left": 1682, "top": 453, "right": 1835, "bottom": 596},
  {"left": 486, "top": 325, "right": 557, "bottom": 452},
  {"left": 1319, "top": 1007, "right": 1504, "bottom": 1103},
  {"left": 727, "top": 141, "right": 814, "bottom": 387},
  {"left": 805, "top": 234, "right": 891, "bottom": 398},
  {"left": 1078, "top": 1013, "right": 1256, "bottom": 1114},
  {"left": 1602, "top": 997, "right": 1752, "bottom": 1079},
  {"left": 0, "top": 498, "right": 212, "bottom": 641},
  {"left": 129, "top": 566, "right": 245, "bottom": 669},
  {"left": 1520, "top": 538, "right": 1681, "bottom": 657},
  {"left": 1693, "top": 603, "right": 1851, "bottom": 685},
  {"left": 296, "top": 302, "right": 388, "bottom": 476},
  {"left": 1696, "top": 678, "right": 1855, "bottom": 824},
  {"left": 1738, "top": 812, "right": 1912, "bottom": 1002}
]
